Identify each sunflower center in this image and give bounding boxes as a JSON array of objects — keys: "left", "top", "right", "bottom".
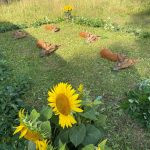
[
  {"left": 56, "top": 94, "right": 71, "bottom": 116},
  {"left": 24, "top": 129, "right": 40, "bottom": 142}
]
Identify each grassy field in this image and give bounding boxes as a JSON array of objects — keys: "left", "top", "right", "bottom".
[
  {"left": 0, "top": 0, "right": 150, "bottom": 27},
  {"left": 0, "top": 0, "right": 150, "bottom": 149}
]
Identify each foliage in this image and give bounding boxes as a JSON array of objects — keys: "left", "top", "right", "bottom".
[
  {"left": 139, "top": 31, "right": 150, "bottom": 39},
  {"left": 0, "top": 22, "right": 28, "bottom": 33},
  {"left": 15, "top": 108, "right": 52, "bottom": 149},
  {"left": 53, "top": 86, "right": 106, "bottom": 148},
  {"left": 0, "top": 17, "right": 64, "bottom": 33},
  {"left": 0, "top": 53, "right": 31, "bottom": 149},
  {"left": 14, "top": 83, "right": 108, "bottom": 150},
  {"left": 103, "top": 18, "right": 120, "bottom": 32},
  {"left": 82, "top": 139, "right": 111, "bottom": 150},
  {"left": 31, "top": 17, "right": 64, "bottom": 28},
  {"left": 121, "top": 79, "right": 150, "bottom": 128},
  {"left": 72, "top": 16, "right": 105, "bottom": 28}
]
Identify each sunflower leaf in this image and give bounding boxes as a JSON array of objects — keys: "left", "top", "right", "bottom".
[
  {"left": 29, "top": 109, "right": 40, "bottom": 122},
  {"left": 40, "top": 121, "right": 51, "bottom": 138},
  {"left": 94, "top": 114, "right": 107, "bottom": 128},
  {"left": 69, "top": 124, "right": 86, "bottom": 147},
  {"left": 98, "top": 139, "right": 107, "bottom": 150},
  {"left": 39, "top": 106, "right": 52, "bottom": 121},
  {"left": 55, "top": 129, "right": 70, "bottom": 145},
  {"left": 28, "top": 141, "right": 36, "bottom": 150},
  {"left": 80, "top": 107, "right": 97, "bottom": 120},
  {"left": 81, "top": 144, "right": 95, "bottom": 150},
  {"left": 82, "top": 124, "right": 103, "bottom": 145},
  {"left": 93, "top": 96, "right": 103, "bottom": 105},
  {"left": 58, "top": 140, "right": 67, "bottom": 150}
]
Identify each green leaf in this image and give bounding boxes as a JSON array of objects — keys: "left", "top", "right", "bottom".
[
  {"left": 29, "top": 109, "right": 40, "bottom": 122},
  {"left": 93, "top": 99, "right": 102, "bottom": 105},
  {"left": 40, "top": 106, "right": 52, "bottom": 121},
  {"left": 58, "top": 141, "right": 66, "bottom": 150},
  {"left": 80, "top": 108, "right": 97, "bottom": 120},
  {"left": 82, "top": 124, "right": 103, "bottom": 146},
  {"left": 82, "top": 144, "right": 95, "bottom": 150},
  {"left": 105, "top": 146, "right": 112, "bottom": 150},
  {"left": 28, "top": 141, "right": 36, "bottom": 150},
  {"left": 128, "top": 99, "right": 134, "bottom": 103},
  {"left": 98, "top": 139, "right": 107, "bottom": 150},
  {"left": 69, "top": 124, "right": 86, "bottom": 147},
  {"left": 55, "top": 129, "right": 70, "bottom": 145},
  {"left": 94, "top": 114, "right": 107, "bottom": 128},
  {"left": 40, "top": 121, "right": 51, "bottom": 138},
  {"left": 93, "top": 96, "right": 102, "bottom": 105}
]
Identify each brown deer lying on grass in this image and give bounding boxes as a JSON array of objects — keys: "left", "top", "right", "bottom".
[
  {"left": 37, "top": 40, "right": 60, "bottom": 57},
  {"left": 79, "top": 32, "right": 100, "bottom": 43},
  {"left": 100, "top": 48, "right": 137, "bottom": 70},
  {"left": 44, "top": 25, "right": 60, "bottom": 32}
]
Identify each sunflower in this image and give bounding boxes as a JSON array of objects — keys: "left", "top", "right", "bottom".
[
  {"left": 64, "top": 5, "right": 73, "bottom": 12},
  {"left": 14, "top": 109, "right": 48, "bottom": 150},
  {"left": 48, "top": 83, "right": 83, "bottom": 128}
]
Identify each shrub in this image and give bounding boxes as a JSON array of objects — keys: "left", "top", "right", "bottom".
[
  {"left": 0, "top": 22, "right": 28, "bottom": 33},
  {"left": 72, "top": 16, "right": 105, "bottom": 28},
  {"left": 121, "top": 79, "right": 150, "bottom": 128},
  {"left": 31, "top": 17, "right": 64, "bottom": 28}
]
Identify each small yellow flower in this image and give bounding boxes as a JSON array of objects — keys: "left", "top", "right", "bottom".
[
  {"left": 78, "top": 84, "right": 84, "bottom": 93},
  {"left": 48, "top": 83, "right": 83, "bottom": 128},
  {"left": 14, "top": 109, "right": 48, "bottom": 150},
  {"left": 64, "top": 5, "right": 73, "bottom": 12}
]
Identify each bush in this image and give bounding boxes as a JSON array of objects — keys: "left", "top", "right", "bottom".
[
  {"left": 0, "top": 22, "right": 28, "bottom": 33},
  {"left": 72, "top": 16, "right": 105, "bottom": 28},
  {"left": 121, "top": 79, "right": 150, "bottom": 128}
]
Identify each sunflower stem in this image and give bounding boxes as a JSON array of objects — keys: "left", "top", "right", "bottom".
[{"left": 77, "top": 115, "right": 81, "bottom": 125}]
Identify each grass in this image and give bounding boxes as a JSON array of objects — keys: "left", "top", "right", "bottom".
[
  {"left": 0, "top": 0, "right": 150, "bottom": 149},
  {"left": 0, "top": 0, "right": 150, "bottom": 27}
]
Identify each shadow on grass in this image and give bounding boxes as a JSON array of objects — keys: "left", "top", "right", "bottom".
[
  {"left": 129, "top": 3, "right": 150, "bottom": 28},
  {"left": 0, "top": 21, "right": 68, "bottom": 106},
  {"left": 0, "top": 21, "right": 143, "bottom": 104}
]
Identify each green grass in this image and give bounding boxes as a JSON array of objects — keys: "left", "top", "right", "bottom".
[
  {"left": 0, "top": 22, "right": 150, "bottom": 149},
  {"left": 0, "top": 0, "right": 150, "bottom": 149},
  {"left": 0, "top": 0, "right": 150, "bottom": 27}
]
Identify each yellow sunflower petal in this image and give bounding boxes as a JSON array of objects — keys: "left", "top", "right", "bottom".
[
  {"left": 59, "top": 114, "right": 76, "bottom": 128},
  {"left": 19, "top": 128, "right": 27, "bottom": 139},
  {"left": 72, "top": 100, "right": 82, "bottom": 104},
  {"left": 72, "top": 107, "right": 83, "bottom": 112},
  {"left": 35, "top": 140, "right": 48, "bottom": 150},
  {"left": 13, "top": 125, "right": 24, "bottom": 135}
]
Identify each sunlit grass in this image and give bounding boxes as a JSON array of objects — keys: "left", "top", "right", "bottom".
[{"left": 0, "top": 0, "right": 149, "bottom": 25}]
